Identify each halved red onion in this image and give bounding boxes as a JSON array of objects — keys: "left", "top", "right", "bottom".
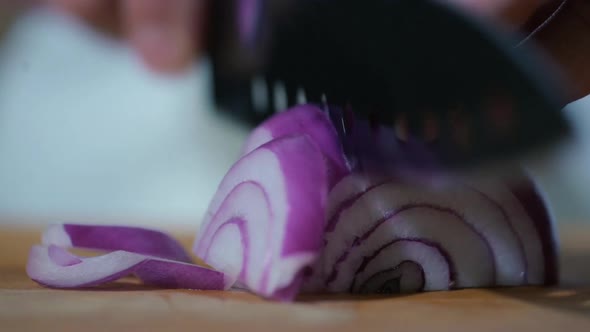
[
  {"left": 25, "top": 104, "right": 558, "bottom": 301},
  {"left": 27, "top": 245, "right": 230, "bottom": 290},
  {"left": 193, "top": 135, "right": 334, "bottom": 301},
  {"left": 307, "top": 171, "right": 556, "bottom": 294}
]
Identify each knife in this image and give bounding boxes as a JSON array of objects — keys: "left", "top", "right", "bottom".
[{"left": 207, "top": 0, "right": 572, "bottom": 174}]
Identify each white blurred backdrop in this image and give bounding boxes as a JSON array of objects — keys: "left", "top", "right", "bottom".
[
  {"left": 0, "top": 9, "right": 249, "bottom": 230},
  {"left": 0, "top": 8, "right": 589, "bottom": 230}
]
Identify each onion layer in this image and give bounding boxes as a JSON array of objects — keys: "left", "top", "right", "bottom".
[
  {"left": 193, "top": 135, "right": 336, "bottom": 301},
  {"left": 27, "top": 224, "right": 230, "bottom": 290},
  {"left": 27, "top": 245, "right": 229, "bottom": 290},
  {"left": 241, "top": 104, "right": 350, "bottom": 186}
]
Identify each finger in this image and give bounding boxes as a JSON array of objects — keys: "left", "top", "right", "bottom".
[
  {"left": 123, "top": 0, "right": 206, "bottom": 73},
  {"left": 527, "top": 0, "right": 590, "bottom": 102}
]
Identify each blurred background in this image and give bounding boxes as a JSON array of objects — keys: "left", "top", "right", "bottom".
[{"left": 0, "top": 6, "right": 589, "bottom": 231}]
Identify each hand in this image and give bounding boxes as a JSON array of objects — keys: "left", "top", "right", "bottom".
[
  {"left": 48, "top": 0, "right": 207, "bottom": 74},
  {"left": 47, "top": 0, "right": 538, "bottom": 73},
  {"left": 46, "top": 0, "right": 589, "bottom": 102}
]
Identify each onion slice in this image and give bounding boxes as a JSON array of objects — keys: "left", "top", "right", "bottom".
[
  {"left": 27, "top": 245, "right": 230, "bottom": 290},
  {"left": 42, "top": 224, "right": 192, "bottom": 262},
  {"left": 194, "top": 135, "right": 333, "bottom": 301}
]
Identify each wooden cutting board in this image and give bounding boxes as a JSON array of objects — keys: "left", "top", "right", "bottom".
[{"left": 1, "top": 225, "right": 590, "bottom": 332}]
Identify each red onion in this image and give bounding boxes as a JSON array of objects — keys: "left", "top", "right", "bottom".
[{"left": 26, "top": 104, "right": 557, "bottom": 301}]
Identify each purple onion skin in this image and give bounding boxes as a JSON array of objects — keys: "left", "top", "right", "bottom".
[
  {"left": 134, "top": 259, "right": 229, "bottom": 290},
  {"left": 272, "top": 136, "right": 331, "bottom": 256},
  {"left": 242, "top": 104, "right": 351, "bottom": 187},
  {"left": 43, "top": 224, "right": 193, "bottom": 263}
]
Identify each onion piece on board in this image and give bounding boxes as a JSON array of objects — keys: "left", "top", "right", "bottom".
[
  {"left": 305, "top": 171, "right": 557, "bottom": 294},
  {"left": 27, "top": 245, "right": 230, "bottom": 290}
]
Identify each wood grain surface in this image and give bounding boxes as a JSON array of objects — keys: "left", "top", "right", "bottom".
[{"left": 1, "top": 225, "right": 589, "bottom": 332}]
